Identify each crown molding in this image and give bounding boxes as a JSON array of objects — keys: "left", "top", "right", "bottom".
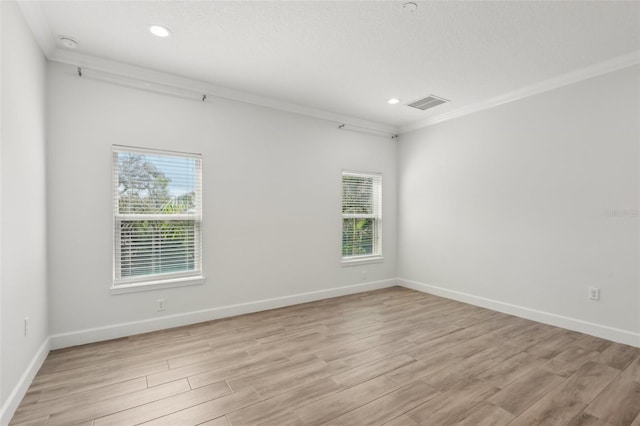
[
  {"left": 48, "top": 47, "right": 640, "bottom": 138},
  {"left": 19, "top": 0, "right": 397, "bottom": 135},
  {"left": 18, "top": 1, "right": 638, "bottom": 137},
  {"left": 401, "top": 50, "right": 640, "bottom": 134},
  {"left": 48, "top": 49, "right": 400, "bottom": 136}
]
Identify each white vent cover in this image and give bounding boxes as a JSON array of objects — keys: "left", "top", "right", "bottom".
[{"left": 407, "top": 95, "right": 450, "bottom": 111}]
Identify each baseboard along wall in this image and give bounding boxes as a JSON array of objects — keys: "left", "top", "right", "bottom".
[
  {"left": 0, "top": 338, "right": 50, "bottom": 426},
  {"left": 49, "top": 279, "right": 397, "bottom": 350},
  {"left": 4, "top": 276, "right": 639, "bottom": 425},
  {"left": 398, "top": 278, "right": 640, "bottom": 348}
]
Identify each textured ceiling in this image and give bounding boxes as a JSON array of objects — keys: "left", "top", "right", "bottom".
[{"left": 21, "top": 1, "right": 640, "bottom": 129}]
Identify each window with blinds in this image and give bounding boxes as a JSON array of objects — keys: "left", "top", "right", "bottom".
[
  {"left": 342, "top": 171, "right": 382, "bottom": 260},
  {"left": 112, "top": 146, "right": 203, "bottom": 289}
]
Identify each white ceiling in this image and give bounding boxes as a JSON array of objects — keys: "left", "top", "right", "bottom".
[{"left": 20, "top": 1, "right": 640, "bottom": 132}]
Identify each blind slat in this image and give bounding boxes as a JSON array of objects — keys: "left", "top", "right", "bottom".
[
  {"left": 342, "top": 172, "right": 382, "bottom": 258},
  {"left": 113, "top": 147, "right": 202, "bottom": 284}
]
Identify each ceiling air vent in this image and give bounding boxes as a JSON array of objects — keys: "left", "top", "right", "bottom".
[{"left": 407, "top": 95, "right": 450, "bottom": 111}]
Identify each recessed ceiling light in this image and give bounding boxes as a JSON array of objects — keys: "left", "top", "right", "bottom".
[
  {"left": 60, "top": 37, "right": 78, "bottom": 49},
  {"left": 149, "top": 25, "right": 171, "bottom": 38},
  {"left": 388, "top": 98, "right": 400, "bottom": 105}
]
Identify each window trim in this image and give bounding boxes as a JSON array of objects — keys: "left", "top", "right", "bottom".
[
  {"left": 111, "top": 145, "right": 204, "bottom": 293},
  {"left": 110, "top": 275, "right": 205, "bottom": 295},
  {"left": 341, "top": 255, "right": 384, "bottom": 266},
  {"left": 341, "top": 170, "right": 383, "bottom": 265}
]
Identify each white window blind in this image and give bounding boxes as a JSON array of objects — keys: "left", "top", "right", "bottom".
[
  {"left": 342, "top": 171, "right": 382, "bottom": 260},
  {"left": 112, "top": 146, "right": 202, "bottom": 287}
]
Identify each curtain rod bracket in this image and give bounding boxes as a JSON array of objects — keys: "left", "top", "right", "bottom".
[
  {"left": 338, "top": 122, "right": 397, "bottom": 138},
  {"left": 202, "top": 94, "right": 207, "bottom": 102},
  {"left": 77, "top": 67, "right": 82, "bottom": 77}
]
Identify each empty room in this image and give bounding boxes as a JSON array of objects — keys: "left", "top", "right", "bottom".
[{"left": 1, "top": 0, "right": 639, "bottom": 425}]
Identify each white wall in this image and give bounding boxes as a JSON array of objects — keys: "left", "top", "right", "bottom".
[
  {"left": 0, "top": 1, "right": 49, "bottom": 422},
  {"left": 46, "top": 61, "right": 397, "bottom": 346},
  {"left": 398, "top": 65, "right": 640, "bottom": 345}
]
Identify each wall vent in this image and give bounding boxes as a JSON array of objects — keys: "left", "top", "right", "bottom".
[{"left": 406, "top": 95, "right": 450, "bottom": 111}]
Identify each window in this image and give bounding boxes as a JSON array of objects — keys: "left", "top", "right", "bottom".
[
  {"left": 112, "top": 146, "right": 203, "bottom": 292},
  {"left": 342, "top": 171, "right": 382, "bottom": 262}
]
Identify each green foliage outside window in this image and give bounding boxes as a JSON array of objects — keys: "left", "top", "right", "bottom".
[
  {"left": 117, "top": 153, "right": 197, "bottom": 278},
  {"left": 342, "top": 174, "right": 380, "bottom": 258}
]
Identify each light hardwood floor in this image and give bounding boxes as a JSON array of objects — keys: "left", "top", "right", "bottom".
[{"left": 10, "top": 287, "right": 640, "bottom": 426}]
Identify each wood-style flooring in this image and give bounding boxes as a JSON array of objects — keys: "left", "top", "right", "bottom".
[{"left": 10, "top": 286, "right": 640, "bottom": 426}]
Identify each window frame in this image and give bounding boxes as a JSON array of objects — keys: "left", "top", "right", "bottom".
[
  {"left": 341, "top": 170, "right": 383, "bottom": 265},
  {"left": 111, "top": 145, "right": 204, "bottom": 294}
]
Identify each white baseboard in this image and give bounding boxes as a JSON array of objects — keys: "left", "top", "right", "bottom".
[
  {"left": 398, "top": 278, "right": 640, "bottom": 348},
  {"left": 12, "top": 276, "right": 636, "bottom": 426},
  {"left": 0, "top": 337, "right": 50, "bottom": 426},
  {"left": 50, "top": 279, "right": 396, "bottom": 350}
]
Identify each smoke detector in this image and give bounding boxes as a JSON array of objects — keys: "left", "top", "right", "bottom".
[
  {"left": 59, "top": 37, "right": 78, "bottom": 49},
  {"left": 403, "top": 2, "right": 418, "bottom": 13}
]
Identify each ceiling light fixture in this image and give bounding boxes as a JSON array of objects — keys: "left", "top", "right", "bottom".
[
  {"left": 60, "top": 37, "right": 78, "bottom": 49},
  {"left": 402, "top": 2, "right": 418, "bottom": 13},
  {"left": 388, "top": 98, "right": 400, "bottom": 105},
  {"left": 149, "top": 25, "right": 171, "bottom": 38}
]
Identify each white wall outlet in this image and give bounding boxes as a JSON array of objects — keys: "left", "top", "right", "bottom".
[
  {"left": 588, "top": 287, "right": 600, "bottom": 300},
  {"left": 361, "top": 270, "right": 367, "bottom": 280},
  {"left": 157, "top": 298, "right": 166, "bottom": 311},
  {"left": 24, "top": 316, "right": 29, "bottom": 336}
]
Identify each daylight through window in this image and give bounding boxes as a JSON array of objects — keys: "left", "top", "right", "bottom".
[
  {"left": 112, "top": 146, "right": 202, "bottom": 288},
  {"left": 342, "top": 171, "right": 382, "bottom": 261}
]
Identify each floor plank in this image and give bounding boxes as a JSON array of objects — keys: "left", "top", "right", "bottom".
[
  {"left": 454, "top": 401, "right": 514, "bottom": 426},
  {"left": 227, "top": 378, "right": 342, "bottom": 426},
  {"left": 198, "top": 417, "right": 230, "bottom": 426},
  {"left": 10, "top": 377, "right": 148, "bottom": 424},
  {"left": 139, "top": 387, "right": 261, "bottom": 426},
  {"left": 477, "top": 351, "right": 546, "bottom": 389},
  {"left": 622, "top": 354, "right": 640, "bottom": 382},
  {"left": 294, "top": 375, "right": 398, "bottom": 425},
  {"left": 568, "top": 412, "right": 611, "bottom": 426},
  {"left": 596, "top": 343, "right": 639, "bottom": 370},
  {"left": 584, "top": 375, "right": 640, "bottom": 425},
  {"left": 93, "top": 380, "right": 232, "bottom": 426},
  {"left": 509, "top": 361, "right": 620, "bottom": 425},
  {"left": 488, "top": 367, "right": 565, "bottom": 415},
  {"left": 406, "top": 378, "right": 500, "bottom": 424},
  {"left": 333, "top": 379, "right": 438, "bottom": 425}
]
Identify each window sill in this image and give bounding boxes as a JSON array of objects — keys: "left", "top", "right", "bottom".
[
  {"left": 341, "top": 255, "right": 384, "bottom": 266},
  {"left": 110, "top": 275, "right": 205, "bottom": 295}
]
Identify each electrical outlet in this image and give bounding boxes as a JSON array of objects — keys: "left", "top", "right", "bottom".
[
  {"left": 361, "top": 270, "right": 367, "bottom": 280},
  {"left": 24, "top": 316, "right": 29, "bottom": 336},
  {"left": 588, "top": 287, "right": 600, "bottom": 300},
  {"left": 157, "top": 298, "right": 166, "bottom": 311}
]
